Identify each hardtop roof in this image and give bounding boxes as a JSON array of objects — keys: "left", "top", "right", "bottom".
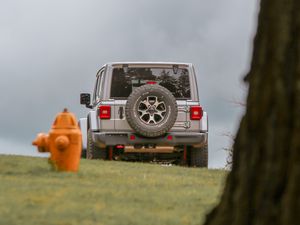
[{"left": 107, "top": 62, "right": 193, "bottom": 67}]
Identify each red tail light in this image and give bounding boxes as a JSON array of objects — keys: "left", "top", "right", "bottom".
[
  {"left": 167, "top": 135, "right": 173, "bottom": 140},
  {"left": 130, "top": 135, "right": 136, "bottom": 140},
  {"left": 147, "top": 81, "right": 157, "bottom": 84},
  {"left": 190, "top": 106, "right": 203, "bottom": 120},
  {"left": 99, "top": 105, "right": 111, "bottom": 119}
]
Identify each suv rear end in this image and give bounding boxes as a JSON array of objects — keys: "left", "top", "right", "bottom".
[{"left": 79, "top": 62, "right": 208, "bottom": 167}]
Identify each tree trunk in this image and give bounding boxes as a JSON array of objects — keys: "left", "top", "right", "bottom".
[{"left": 204, "top": 0, "right": 300, "bottom": 224}]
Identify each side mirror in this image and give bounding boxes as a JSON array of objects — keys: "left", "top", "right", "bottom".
[{"left": 80, "top": 93, "right": 92, "bottom": 108}]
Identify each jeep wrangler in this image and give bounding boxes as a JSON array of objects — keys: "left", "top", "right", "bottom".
[{"left": 79, "top": 62, "right": 208, "bottom": 167}]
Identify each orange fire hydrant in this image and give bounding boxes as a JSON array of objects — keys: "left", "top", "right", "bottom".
[{"left": 32, "top": 108, "right": 82, "bottom": 172}]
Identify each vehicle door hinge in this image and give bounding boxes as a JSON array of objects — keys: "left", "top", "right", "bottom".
[
  {"left": 184, "top": 106, "right": 190, "bottom": 112},
  {"left": 184, "top": 121, "right": 191, "bottom": 129},
  {"left": 178, "top": 106, "right": 189, "bottom": 112}
]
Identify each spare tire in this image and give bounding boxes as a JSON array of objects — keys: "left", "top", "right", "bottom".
[{"left": 125, "top": 84, "right": 178, "bottom": 137}]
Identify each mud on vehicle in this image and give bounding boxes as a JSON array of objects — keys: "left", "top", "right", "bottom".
[{"left": 79, "top": 62, "right": 208, "bottom": 167}]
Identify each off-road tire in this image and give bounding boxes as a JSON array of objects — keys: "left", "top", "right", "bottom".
[
  {"left": 125, "top": 84, "right": 178, "bottom": 137},
  {"left": 86, "top": 129, "right": 107, "bottom": 160},
  {"left": 189, "top": 145, "right": 208, "bottom": 168}
]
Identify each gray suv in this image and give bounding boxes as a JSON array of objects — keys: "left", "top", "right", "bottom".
[{"left": 79, "top": 62, "right": 208, "bottom": 167}]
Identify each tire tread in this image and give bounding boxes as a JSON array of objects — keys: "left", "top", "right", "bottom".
[
  {"left": 87, "top": 129, "right": 107, "bottom": 160},
  {"left": 190, "top": 145, "right": 208, "bottom": 167}
]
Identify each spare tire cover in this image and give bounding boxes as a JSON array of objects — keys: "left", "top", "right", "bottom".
[{"left": 125, "top": 84, "right": 178, "bottom": 137}]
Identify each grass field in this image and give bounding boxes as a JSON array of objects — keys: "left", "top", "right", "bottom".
[{"left": 0, "top": 155, "right": 226, "bottom": 225}]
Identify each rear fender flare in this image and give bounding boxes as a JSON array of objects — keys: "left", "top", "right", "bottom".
[
  {"left": 200, "top": 111, "right": 208, "bottom": 132},
  {"left": 87, "top": 110, "right": 99, "bottom": 131},
  {"left": 78, "top": 118, "right": 87, "bottom": 150}
]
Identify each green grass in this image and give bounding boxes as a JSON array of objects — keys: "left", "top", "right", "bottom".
[{"left": 0, "top": 155, "right": 226, "bottom": 225}]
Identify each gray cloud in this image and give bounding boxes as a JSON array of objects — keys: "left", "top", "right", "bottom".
[{"left": 0, "top": 0, "right": 258, "bottom": 167}]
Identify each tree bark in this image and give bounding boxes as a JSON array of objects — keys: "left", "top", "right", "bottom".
[{"left": 204, "top": 0, "right": 300, "bottom": 224}]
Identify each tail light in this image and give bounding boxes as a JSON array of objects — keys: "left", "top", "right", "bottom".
[
  {"left": 147, "top": 81, "right": 157, "bottom": 84},
  {"left": 99, "top": 105, "right": 111, "bottom": 119},
  {"left": 190, "top": 106, "right": 203, "bottom": 120},
  {"left": 130, "top": 135, "right": 136, "bottom": 140},
  {"left": 167, "top": 135, "right": 173, "bottom": 140}
]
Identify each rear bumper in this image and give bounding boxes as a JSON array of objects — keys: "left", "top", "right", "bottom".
[{"left": 92, "top": 132, "right": 208, "bottom": 148}]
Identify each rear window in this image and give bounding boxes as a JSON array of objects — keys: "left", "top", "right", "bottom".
[{"left": 110, "top": 67, "right": 191, "bottom": 99}]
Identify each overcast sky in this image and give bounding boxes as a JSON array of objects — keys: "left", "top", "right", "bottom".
[{"left": 0, "top": 0, "right": 259, "bottom": 168}]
